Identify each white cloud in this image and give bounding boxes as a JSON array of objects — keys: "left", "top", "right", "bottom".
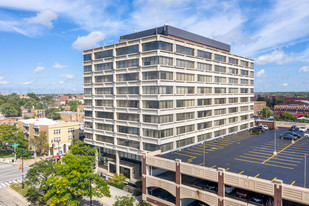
[
  {"left": 21, "top": 80, "right": 34, "bottom": 85},
  {"left": 0, "top": 76, "right": 9, "bottom": 85},
  {"left": 24, "top": 9, "right": 57, "bottom": 28},
  {"left": 282, "top": 83, "right": 288, "bottom": 87},
  {"left": 59, "top": 80, "right": 65, "bottom": 84},
  {"left": 256, "top": 69, "right": 266, "bottom": 77},
  {"left": 72, "top": 32, "right": 105, "bottom": 50},
  {"left": 53, "top": 61, "right": 68, "bottom": 69},
  {"left": 256, "top": 50, "right": 292, "bottom": 65},
  {"left": 298, "top": 66, "right": 309, "bottom": 72},
  {"left": 33, "top": 66, "right": 45, "bottom": 73},
  {"left": 60, "top": 74, "right": 75, "bottom": 79}
]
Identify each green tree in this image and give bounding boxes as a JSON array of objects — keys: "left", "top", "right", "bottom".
[
  {"left": 281, "top": 112, "right": 293, "bottom": 121},
  {"left": 108, "top": 173, "right": 126, "bottom": 189},
  {"left": 261, "top": 107, "right": 272, "bottom": 118},
  {"left": 0, "top": 103, "right": 20, "bottom": 117},
  {"left": 113, "top": 195, "right": 135, "bottom": 206},
  {"left": 70, "top": 140, "right": 96, "bottom": 161},
  {"left": 45, "top": 108, "right": 61, "bottom": 120},
  {"left": 30, "top": 130, "right": 49, "bottom": 156},
  {"left": 138, "top": 203, "right": 152, "bottom": 206},
  {"left": 0, "top": 125, "right": 27, "bottom": 147},
  {"left": 44, "top": 153, "right": 110, "bottom": 206},
  {"left": 68, "top": 100, "right": 82, "bottom": 112},
  {"left": 27, "top": 93, "right": 40, "bottom": 101},
  {"left": 41, "top": 95, "right": 55, "bottom": 105}
]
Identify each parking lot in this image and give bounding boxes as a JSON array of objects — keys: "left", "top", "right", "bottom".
[{"left": 161, "top": 128, "right": 309, "bottom": 187}]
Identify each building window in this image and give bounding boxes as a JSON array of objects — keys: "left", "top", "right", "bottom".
[
  {"left": 214, "top": 98, "right": 226, "bottom": 104},
  {"left": 96, "top": 135, "right": 114, "bottom": 144},
  {"left": 240, "top": 88, "right": 248, "bottom": 93},
  {"left": 95, "top": 62, "right": 113, "bottom": 71},
  {"left": 228, "top": 68, "right": 238, "bottom": 75},
  {"left": 198, "top": 121, "right": 212, "bottom": 130},
  {"left": 176, "top": 112, "right": 195, "bottom": 121},
  {"left": 68, "top": 136, "right": 74, "bottom": 141},
  {"left": 229, "top": 97, "right": 238, "bottom": 104},
  {"left": 214, "top": 87, "right": 226, "bottom": 94},
  {"left": 84, "top": 77, "right": 92, "bottom": 84},
  {"left": 116, "top": 45, "right": 139, "bottom": 56},
  {"left": 142, "top": 56, "right": 173, "bottom": 66},
  {"left": 117, "top": 138, "right": 140, "bottom": 149},
  {"left": 53, "top": 129, "right": 61, "bottom": 135},
  {"left": 84, "top": 65, "right": 92, "bottom": 73},
  {"left": 117, "top": 113, "right": 139, "bottom": 122},
  {"left": 240, "top": 79, "right": 249, "bottom": 85},
  {"left": 198, "top": 99, "right": 212, "bottom": 106},
  {"left": 214, "top": 119, "right": 226, "bottom": 126},
  {"left": 240, "top": 97, "right": 248, "bottom": 103},
  {"left": 176, "top": 99, "right": 195, "bottom": 107},
  {"left": 214, "top": 108, "right": 226, "bottom": 115},
  {"left": 240, "top": 106, "right": 249, "bottom": 111},
  {"left": 116, "top": 59, "right": 139, "bottom": 69},
  {"left": 214, "top": 76, "right": 226, "bottom": 84},
  {"left": 229, "top": 78, "right": 238, "bottom": 84},
  {"left": 176, "top": 87, "right": 194, "bottom": 94},
  {"left": 198, "top": 110, "right": 212, "bottom": 118},
  {"left": 176, "top": 136, "right": 194, "bottom": 148},
  {"left": 176, "top": 73, "right": 195, "bottom": 81},
  {"left": 117, "top": 73, "right": 139, "bottom": 81},
  {"left": 197, "top": 87, "right": 212, "bottom": 94},
  {"left": 96, "top": 123, "right": 114, "bottom": 131},
  {"left": 176, "top": 59, "right": 194, "bottom": 68},
  {"left": 229, "top": 107, "right": 238, "bottom": 113},
  {"left": 84, "top": 99, "right": 92, "bottom": 106},
  {"left": 229, "top": 88, "right": 238, "bottom": 94},
  {"left": 143, "top": 114, "right": 173, "bottom": 123},
  {"left": 143, "top": 100, "right": 173, "bottom": 109},
  {"left": 118, "top": 126, "right": 140, "bottom": 135},
  {"left": 95, "top": 88, "right": 113, "bottom": 95},
  {"left": 53, "top": 137, "right": 61, "bottom": 142},
  {"left": 95, "top": 75, "right": 113, "bottom": 83},
  {"left": 214, "top": 129, "right": 226, "bottom": 137},
  {"left": 240, "top": 60, "right": 249, "bottom": 67},
  {"left": 197, "top": 62, "right": 211, "bottom": 71},
  {"left": 117, "top": 87, "right": 139, "bottom": 94},
  {"left": 229, "top": 116, "right": 238, "bottom": 123},
  {"left": 176, "top": 45, "right": 194, "bottom": 56},
  {"left": 214, "top": 65, "right": 226, "bottom": 73},
  {"left": 177, "top": 124, "right": 195, "bottom": 135},
  {"left": 197, "top": 50, "right": 211, "bottom": 59},
  {"left": 241, "top": 70, "right": 249, "bottom": 76},
  {"left": 84, "top": 88, "right": 92, "bottom": 95},
  {"left": 143, "top": 86, "right": 173, "bottom": 94},
  {"left": 83, "top": 54, "right": 91, "bottom": 61},
  {"left": 214, "top": 54, "right": 226, "bottom": 62},
  {"left": 143, "top": 41, "right": 172, "bottom": 52},
  {"left": 229, "top": 57, "right": 238, "bottom": 64},
  {"left": 95, "top": 50, "right": 113, "bottom": 59},
  {"left": 143, "top": 128, "right": 173, "bottom": 138},
  {"left": 142, "top": 71, "right": 173, "bottom": 80},
  {"left": 85, "top": 111, "right": 92, "bottom": 117},
  {"left": 96, "top": 100, "right": 113, "bottom": 107},
  {"left": 117, "top": 100, "right": 139, "bottom": 108},
  {"left": 198, "top": 133, "right": 212, "bottom": 141},
  {"left": 96, "top": 112, "right": 113, "bottom": 119},
  {"left": 197, "top": 75, "right": 212, "bottom": 83},
  {"left": 241, "top": 115, "right": 248, "bottom": 121},
  {"left": 228, "top": 126, "right": 238, "bottom": 133},
  {"left": 143, "top": 142, "right": 173, "bottom": 152},
  {"left": 240, "top": 123, "right": 248, "bottom": 130},
  {"left": 68, "top": 128, "right": 75, "bottom": 133}
]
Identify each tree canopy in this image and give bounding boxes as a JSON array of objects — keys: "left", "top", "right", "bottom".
[
  {"left": 68, "top": 100, "right": 82, "bottom": 112},
  {"left": 45, "top": 108, "right": 61, "bottom": 120}
]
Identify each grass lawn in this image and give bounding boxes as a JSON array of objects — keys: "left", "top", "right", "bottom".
[{"left": 10, "top": 183, "right": 29, "bottom": 197}]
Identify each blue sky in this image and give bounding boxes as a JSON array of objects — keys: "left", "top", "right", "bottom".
[{"left": 0, "top": 0, "right": 309, "bottom": 94}]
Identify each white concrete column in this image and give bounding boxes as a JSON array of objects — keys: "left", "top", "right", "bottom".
[{"left": 116, "top": 150, "right": 120, "bottom": 174}]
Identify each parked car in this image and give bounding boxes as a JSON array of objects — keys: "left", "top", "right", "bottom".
[
  {"left": 305, "top": 133, "right": 309, "bottom": 138},
  {"left": 236, "top": 189, "right": 251, "bottom": 199},
  {"left": 262, "top": 125, "right": 269, "bottom": 130},
  {"left": 249, "top": 126, "right": 265, "bottom": 134},
  {"left": 225, "top": 186, "right": 236, "bottom": 195},
  {"left": 251, "top": 193, "right": 266, "bottom": 204},
  {"left": 299, "top": 126, "right": 307, "bottom": 132},
  {"left": 280, "top": 133, "right": 297, "bottom": 140},
  {"left": 279, "top": 132, "right": 301, "bottom": 138},
  {"left": 205, "top": 182, "right": 217, "bottom": 191},
  {"left": 289, "top": 125, "right": 299, "bottom": 131}
]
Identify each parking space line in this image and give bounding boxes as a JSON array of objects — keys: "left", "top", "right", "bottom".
[
  {"left": 181, "top": 150, "right": 202, "bottom": 156},
  {"left": 245, "top": 153, "right": 271, "bottom": 158},
  {"left": 187, "top": 148, "right": 208, "bottom": 154},
  {"left": 254, "top": 174, "right": 260, "bottom": 178},
  {"left": 277, "top": 152, "right": 305, "bottom": 158},
  {"left": 239, "top": 155, "right": 265, "bottom": 161},
  {"left": 225, "top": 168, "right": 230, "bottom": 171},
  {"left": 284, "top": 148, "right": 309, "bottom": 155},
  {"left": 235, "top": 158, "right": 294, "bottom": 169},
  {"left": 262, "top": 137, "right": 305, "bottom": 164},
  {"left": 238, "top": 171, "right": 244, "bottom": 174},
  {"left": 243, "top": 153, "right": 300, "bottom": 164},
  {"left": 291, "top": 181, "right": 295, "bottom": 185},
  {"left": 268, "top": 160, "right": 298, "bottom": 166},
  {"left": 198, "top": 163, "right": 204, "bottom": 166},
  {"left": 210, "top": 165, "right": 216, "bottom": 168},
  {"left": 252, "top": 149, "right": 274, "bottom": 153},
  {"left": 174, "top": 152, "right": 196, "bottom": 163},
  {"left": 272, "top": 177, "right": 277, "bottom": 182}
]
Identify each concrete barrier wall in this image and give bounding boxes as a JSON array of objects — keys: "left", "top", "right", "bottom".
[
  {"left": 180, "top": 184, "right": 218, "bottom": 206},
  {"left": 146, "top": 175, "right": 177, "bottom": 197},
  {"left": 180, "top": 162, "right": 218, "bottom": 182},
  {"left": 146, "top": 156, "right": 176, "bottom": 171},
  {"left": 276, "top": 121, "right": 309, "bottom": 128},
  {"left": 282, "top": 184, "right": 309, "bottom": 204}
]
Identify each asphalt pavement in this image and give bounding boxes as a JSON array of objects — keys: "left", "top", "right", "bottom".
[{"left": 0, "top": 162, "right": 30, "bottom": 190}]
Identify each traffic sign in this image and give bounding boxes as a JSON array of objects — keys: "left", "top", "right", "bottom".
[{"left": 12, "top": 144, "right": 19, "bottom": 147}]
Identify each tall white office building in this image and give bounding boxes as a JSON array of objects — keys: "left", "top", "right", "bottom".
[{"left": 83, "top": 25, "right": 254, "bottom": 181}]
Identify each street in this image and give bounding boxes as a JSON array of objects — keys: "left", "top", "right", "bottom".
[{"left": 0, "top": 162, "right": 30, "bottom": 190}]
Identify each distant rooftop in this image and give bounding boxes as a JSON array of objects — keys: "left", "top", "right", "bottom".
[
  {"left": 19, "top": 118, "right": 63, "bottom": 126},
  {"left": 120, "top": 25, "right": 230, "bottom": 52}
]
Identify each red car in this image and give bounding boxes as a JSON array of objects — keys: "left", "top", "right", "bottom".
[{"left": 236, "top": 189, "right": 251, "bottom": 199}]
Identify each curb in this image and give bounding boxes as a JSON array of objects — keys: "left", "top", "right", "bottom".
[{"left": 8, "top": 184, "right": 31, "bottom": 205}]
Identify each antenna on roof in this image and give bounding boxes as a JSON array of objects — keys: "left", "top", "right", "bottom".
[{"left": 135, "top": 29, "right": 138, "bottom": 33}]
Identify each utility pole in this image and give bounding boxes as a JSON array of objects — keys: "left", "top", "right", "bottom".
[
  {"left": 22, "top": 148, "right": 24, "bottom": 189},
  {"left": 273, "top": 129, "right": 277, "bottom": 156},
  {"left": 305, "top": 154, "right": 307, "bottom": 188}
]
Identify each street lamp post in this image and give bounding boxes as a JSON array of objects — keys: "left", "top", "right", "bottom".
[
  {"left": 305, "top": 154, "right": 307, "bottom": 188},
  {"left": 273, "top": 129, "right": 277, "bottom": 156},
  {"left": 22, "top": 148, "right": 24, "bottom": 189}
]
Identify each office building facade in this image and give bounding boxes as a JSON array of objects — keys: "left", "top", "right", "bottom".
[{"left": 83, "top": 26, "right": 254, "bottom": 180}]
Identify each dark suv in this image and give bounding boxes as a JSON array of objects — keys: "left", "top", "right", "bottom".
[{"left": 249, "top": 126, "right": 265, "bottom": 134}]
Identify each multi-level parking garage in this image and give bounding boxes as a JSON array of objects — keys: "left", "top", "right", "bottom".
[{"left": 142, "top": 128, "right": 309, "bottom": 206}]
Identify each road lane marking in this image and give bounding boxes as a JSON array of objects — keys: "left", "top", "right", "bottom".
[
  {"left": 291, "top": 181, "right": 295, "bottom": 185},
  {"left": 254, "top": 174, "right": 260, "bottom": 178},
  {"left": 262, "top": 137, "right": 305, "bottom": 164},
  {"left": 238, "top": 171, "right": 245, "bottom": 174},
  {"left": 272, "top": 177, "right": 277, "bottom": 182}
]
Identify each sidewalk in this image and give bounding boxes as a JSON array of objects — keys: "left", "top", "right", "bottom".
[{"left": 0, "top": 188, "right": 30, "bottom": 206}]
